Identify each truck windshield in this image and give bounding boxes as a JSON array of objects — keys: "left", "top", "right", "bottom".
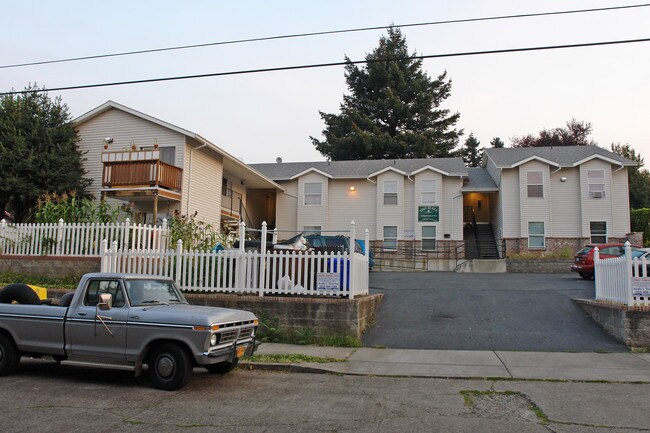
[{"left": 125, "top": 280, "right": 188, "bottom": 306}]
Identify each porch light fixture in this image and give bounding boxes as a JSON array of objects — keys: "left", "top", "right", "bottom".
[
  {"left": 349, "top": 186, "right": 356, "bottom": 191},
  {"left": 560, "top": 177, "right": 567, "bottom": 182}
]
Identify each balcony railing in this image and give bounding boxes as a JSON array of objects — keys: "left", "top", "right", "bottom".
[{"left": 102, "top": 160, "right": 182, "bottom": 192}]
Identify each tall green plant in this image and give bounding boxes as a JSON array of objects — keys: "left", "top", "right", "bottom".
[
  {"left": 631, "top": 208, "right": 650, "bottom": 246},
  {"left": 168, "top": 211, "right": 224, "bottom": 251},
  {"left": 33, "top": 191, "right": 120, "bottom": 223}
]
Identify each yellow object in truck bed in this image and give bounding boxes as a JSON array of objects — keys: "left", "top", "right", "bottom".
[{"left": 27, "top": 285, "right": 47, "bottom": 300}]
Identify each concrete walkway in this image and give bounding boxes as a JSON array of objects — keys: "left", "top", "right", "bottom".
[{"left": 248, "top": 343, "right": 650, "bottom": 382}]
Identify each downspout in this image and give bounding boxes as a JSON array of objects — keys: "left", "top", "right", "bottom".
[{"left": 186, "top": 142, "right": 207, "bottom": 213}]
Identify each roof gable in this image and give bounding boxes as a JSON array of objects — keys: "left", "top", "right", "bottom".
[{"left": 484, "top": 145, "right": 636, "bottom": 169}]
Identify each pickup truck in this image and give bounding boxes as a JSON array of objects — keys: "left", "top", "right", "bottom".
[{"left": 0, "top": 273, "right": 258, "bottom": 390}]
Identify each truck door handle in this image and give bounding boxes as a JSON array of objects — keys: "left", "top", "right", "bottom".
[{"left": 78, "top": 312, "right": 87, "bottom": 316}]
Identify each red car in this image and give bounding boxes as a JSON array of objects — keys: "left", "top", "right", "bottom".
[{"left": 570, "top": 243, "right": 632, "bottom": 279}]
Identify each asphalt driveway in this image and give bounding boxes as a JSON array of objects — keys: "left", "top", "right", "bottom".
[{"left": 363, "top": 272, "right": 628, "bottom": 352}]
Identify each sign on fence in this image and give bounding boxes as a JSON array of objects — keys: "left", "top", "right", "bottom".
[
  {"left": 317, "top": 273, "right": 340, "bottom": 290},
  {"left": 632, "top": 277, "right": 650, "bottom": 296}
]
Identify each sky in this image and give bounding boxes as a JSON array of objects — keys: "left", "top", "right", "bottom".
[{"left": 1, "top": 1, "right": 649, "bottom": 164}]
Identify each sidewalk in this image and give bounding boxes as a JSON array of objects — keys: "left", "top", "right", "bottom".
[{"left": 246, "top": 343, "right": 650, "bottom": 382}]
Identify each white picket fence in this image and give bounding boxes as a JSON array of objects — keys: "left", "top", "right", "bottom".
[
  {"left": 0, "top": 219, "right": 168, "bottom": 256},
  {"left": 594, "top": 242, "right": 650, "bottom": 306},
  {"left": 100, "top": 221, "right": 370, "bottom": 298}
]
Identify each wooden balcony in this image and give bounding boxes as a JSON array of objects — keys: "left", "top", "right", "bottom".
[{"left": 102, "top": 154, "right": 183, "bottom": 200}]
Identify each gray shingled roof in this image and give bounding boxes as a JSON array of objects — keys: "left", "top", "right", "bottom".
[
  {"left": 484, "top": 145, "right": 636, "bottom": 168},
  {"left": 463, "top": 167, "right": 498, "bottom": 191},
  {"left": 250, "top": 158, "right": 468, "bottom": 181}
]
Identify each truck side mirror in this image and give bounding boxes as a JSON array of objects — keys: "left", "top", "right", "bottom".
[{"left": 97, "top": 293, "right": 113, "bottom": 310}]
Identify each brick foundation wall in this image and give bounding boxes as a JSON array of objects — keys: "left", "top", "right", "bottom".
[
  {"left": 574, "top": 299, "right": 650, "bottom": 348},
  {"left": 506, "top": 259, "right": 572, "bottom": 273},
  {"left": 504, "top": 232, "right": 644, "bottom": 256},
  {"left": 0, "top": 256, "right": 101, "bottom": 278}
]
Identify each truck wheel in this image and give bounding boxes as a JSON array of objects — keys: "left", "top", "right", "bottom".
[
  {"left": 204, "top": 359, "right": 239, "bottom": 374},
  {"left": 0, "top": 334, "right": 20, "bottom": 376},
  {"left": 579, "top": 272, "right": 592, "bottom": 280},
  {"left": 148, "top": 343, "right": 193, "bottom": 391},
  {"left": 0, "top": 284, "right": 41, "bottom": 304}
]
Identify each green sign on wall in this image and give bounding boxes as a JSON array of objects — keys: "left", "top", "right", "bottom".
[{"left": 418, "top": 206, "right": 439, "bottom": 222}]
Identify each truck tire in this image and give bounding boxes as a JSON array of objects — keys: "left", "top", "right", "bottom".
[
  {"left": 0, "top": 284, "right": 41, "bottom": 304},
  {"left": 204, "top": 359, "right": 239, "bottom": 374},
  {"left": 0, "top": 334, "right": 20, "bottom": 376},
  {"left": 148, "top": 343, "right": 193, "bottom": 391}
]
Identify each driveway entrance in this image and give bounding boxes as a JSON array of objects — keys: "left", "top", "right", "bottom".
[{"left": 363, "top": 272, "right": 627, "bottom": 352}]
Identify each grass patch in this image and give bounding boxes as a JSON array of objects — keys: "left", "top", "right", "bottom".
[
  {"left": 243, "top": 354, "right": 346, "bottom": 363},
  {"left": 631, "top": 346, "right": 650, "bottom": 353},
  {"left": 0, "top": 272, "right": 78, "bottom": 289}
]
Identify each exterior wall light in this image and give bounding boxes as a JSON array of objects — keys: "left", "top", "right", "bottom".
[
  {"left": 560, "top": 177, "right": 567, "bottom": 182},
  {"left": 349, "top": 186, "right": 356, "bottom": 191}
]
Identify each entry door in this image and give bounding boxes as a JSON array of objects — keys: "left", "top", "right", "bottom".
[{"left": 66, "top": 279, "right": 128, "bottom": 360}]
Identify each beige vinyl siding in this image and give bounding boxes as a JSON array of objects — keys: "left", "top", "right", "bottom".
[
  {"left": 500, "top": 169, "right": 521, "bottom": 237},
  {"left": 519, "top": 161, "right": 550, "bottom": 244},
  {"left": 550, "top": 167, "right": 581, "bottom": 237},
  {"left": 275, "top": 180, "right": 298, "bottom": 235},
  {"left": 376, "top": 172, "right": 404, "bottom": 239},
  {"left": 611, "top": 168, "right": 631, "bottom": 235},
  {"left": 327, "top": 179, "right": 377, "bottom": 237},
  {"left": 442, "top": 176, "right": 463, "bottom": 240},
  {"left": 182, "top": 141, "right": 222, "bottom": 227},
  {"left": 414, "top": 172, "right": 442, "bottom": 242},
  {"left": 579, "top": 161, "right": 613, "bottom": 238},
  {"left": 297, "top": 173, "right": 328, "bottom": 232},
  {"left": 76, "top": 107, "right": 185, "bottom": 204},
  {"left": 404, "top": 178, "right": 415, "bottom": 235}
]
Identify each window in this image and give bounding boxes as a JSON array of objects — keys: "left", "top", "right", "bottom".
[
  {"left": 528, "top": 222, "right": 545, "bottom": 248},
  {"left": 84, "top": 280, "right": 125, "bottom": 308},
  {"left": 527, "top": 171, "right": 543, "bottom": 198},
  {"left": 422, "top": 226, "right": 437, "bottom": 250},
  {"left": 588, "top": 170, "right": 605, "bottom": 197},
  {"left": 383, "top": 226, "right": 398, "bottom": 250},
  {"left": 421, "top": 180, "right": 436, "bottom": 204},
  {"left": 303, "top": 226, "right": 321, "bottom": 236},
  {"left": 590, "top": 221, "right": 607, "bottom": 244},
  {"left": 384, "top": 181, "right": 398, "bottom": 205},
  {"left": 304, "top": 182, "right": 322, "bottom": 206},
  {"left": 159, "top": 146, "right": 176, "bottom": 166}
]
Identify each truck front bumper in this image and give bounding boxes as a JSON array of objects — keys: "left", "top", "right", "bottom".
[{"left": 198, "top": 339, "right": 258, "bottom": 365}]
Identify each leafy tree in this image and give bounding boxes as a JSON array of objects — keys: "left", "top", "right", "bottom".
[
  {"left": 511, "top": 119, "right": 595, "bottom": 148},
  {"left": 0, "top": 85, "right": 90, "bottom": 222},
  {"left": 611, "top": 143, "right": 650, "bottom": 209},
  {"left": 490, "top": 137, "right": 505, "bottom": 148},
  {"left": 461, "top": 133, "right": 482, "bottom": 167},
  {"left": 311, "top": 27, "right": 462, "bottom": 160}
]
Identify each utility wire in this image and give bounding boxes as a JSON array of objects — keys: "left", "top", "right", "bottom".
[
  {"left": 1, "top": 3, "right": 648, "bottom": 70},
  {"left": 2, "top": 37, "right": 648, "bottom": 96}
]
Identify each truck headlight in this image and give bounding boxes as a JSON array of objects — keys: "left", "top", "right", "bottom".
[{"left": 210, "top": 334, "right": 218, "bottom": 346}]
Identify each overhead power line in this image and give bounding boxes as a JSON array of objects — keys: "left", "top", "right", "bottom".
[
  {"left": 2, "top": 37, "right": 649, "bottom": 96},
  {"left": 1, "top": 3, "right": 649, "bottom": 70}
]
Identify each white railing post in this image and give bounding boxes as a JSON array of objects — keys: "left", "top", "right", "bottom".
[
  {"left": 238, "top": 222, "right": 246, "bottom": 252},
  {"left": 56, "top": 219, "right": 64, "bottom": 255},
  {"left": 594, "top": 246, "right": 600, "bottom": 299},
  {"left": 175, "top": 240, "right": 183, "bottom": 286},
  {"left": 161, "top": 218, "right": 168, "bottom": 250},
  {"left": 100, "top": 239, "right": 109, "bottom": 272},
  {"left": 111, "top": 240, "right": 118, "bottom": 273},
  {"left": 259, "top": 221, "right": 267, "bottom": 298},
  {"left": 272, "top": 228, "right": 278, "bottom": 245},
  {"left": 237, "top": 222, "right": 246, "bottom": 290},
  {"left": 0, "top": 219, "right": 5, "bottom": 255},
  {"left": 123, "top": 218, "right": 130, "bottom": 250},
  {"left": 349, "top": 220, "right": 356, "bottom": 298},
  {"left": 625, "top": 241, "right": 634, "bottom": 306}
]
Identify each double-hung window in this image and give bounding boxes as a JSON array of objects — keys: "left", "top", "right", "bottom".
[
  {"left": 590, "top": 221, "right": 607, "bottom": 243},
  {"left": 527, "top": 171, "right": 543, "bottom": 198},
  {"left": 588, "top": 170, "right": 605, "bottom": 198},
  {"left": 421, "top": 180, "right": 436, "bottom": 204},
  {"left": 528, "top": 222, "right": 545, "bottom": 248},
  {"left": 384, "top": 181, "right": 398, "bottom": 205},
  {"left": 383, "top": 226, "right": 398, "bottom": 250},
  {"left": 304, "top": 182, "right": 322, "bottom": 206},
  {"left": 422, "top": 226, "right": 437, "bottom": 250}
]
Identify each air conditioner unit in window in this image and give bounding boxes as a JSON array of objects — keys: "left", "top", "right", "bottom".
[{"left": 591, "top": 191, "right": 604, "bottom": 198}]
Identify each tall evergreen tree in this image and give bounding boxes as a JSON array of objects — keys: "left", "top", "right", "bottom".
[
  {"left": 490, "top": 137, "right": 505, "bottom": 148},
  {"left": 0, "top": 85, "right": 91, "bottom": 222},
  {"left": 311, "top": 27, "right": 462, "bottom": 160},
  {"left": 611, "top": 143, "right": 650, "bottom": 209},
  {"left": 461, "top": 133, "right": 482, "bottom": 167}
]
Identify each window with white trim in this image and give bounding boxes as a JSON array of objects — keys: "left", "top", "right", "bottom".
[
  {"left": 303, "top": 226, "right": 321, "bottom": 236},
  {"left": 590, "top": 221, "right": 607, "bottom": 244},
  {"left": 383, "top": 181, "right": 398, "bottom": 205},
  {"left": 383, "top": 226, "right": 398, "bottom": 250},
  {"left": 421, "top": 180, "right": 436, "bottom": 204},
  {"left": 528, "top": 222, "right": 545, "bottom": 248},
  {"left": 422, "top": 226, "right": 436, "bottom": 250},
  {"left": 303, "top": 182, "right": 322, "bottom": 206},
  {"left": 527, "top": 171, "right": 543, "bottom": 198},
  {"left": 588, "top": 170, "right": 605, "bottom": 198}
]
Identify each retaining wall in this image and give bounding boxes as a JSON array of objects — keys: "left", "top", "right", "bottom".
[
  {"left": 574, "top": 299, "right": 650, "bottom": 348},
  {"left": 0, "top": 255, "right": 100, "bottom": 278}
]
